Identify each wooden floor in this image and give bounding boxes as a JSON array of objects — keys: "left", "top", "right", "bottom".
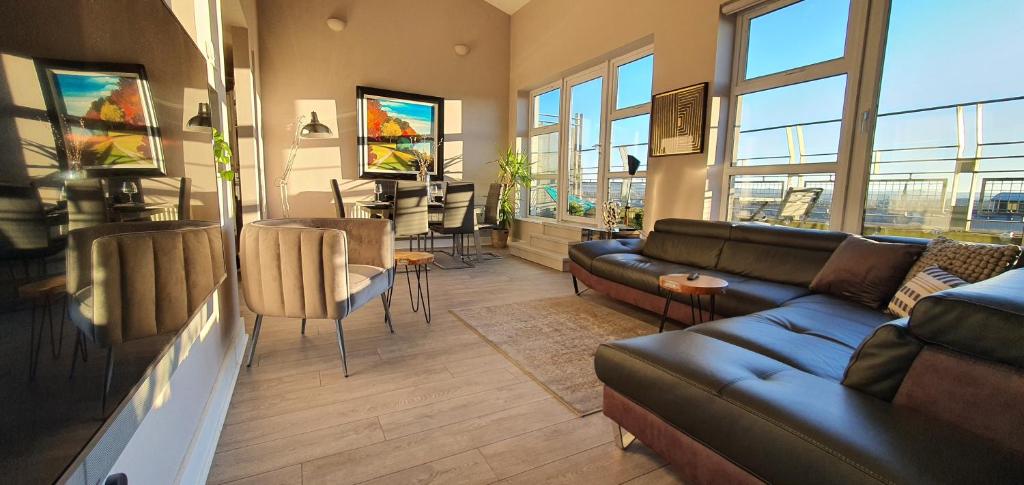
[{"left": 209, "top": 251, "right": 685, "bottom": 485}]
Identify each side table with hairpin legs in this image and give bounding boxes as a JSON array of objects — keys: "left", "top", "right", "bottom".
[
  {"left": 657, "top": 273, "right": 728, "bottom": 332},
  {"left": 393, "top": 251, "right": 433, "bottom": 324}
]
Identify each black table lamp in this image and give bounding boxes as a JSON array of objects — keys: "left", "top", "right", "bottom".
[{"left": 300, "top": 111, "right": 332, "bottom": 138}]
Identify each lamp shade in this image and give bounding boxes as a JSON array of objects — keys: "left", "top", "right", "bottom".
[
  {"left": 187, "top": 102, "right": 212, "bottom": 130},
  {"left": 626, "top": 154, "right": 641, "bottom": 176},
  {"left": 300, "top": 111, "right": 333, "bottom": 138}
]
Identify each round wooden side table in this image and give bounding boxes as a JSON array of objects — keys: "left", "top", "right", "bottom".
[
  {"left": 657, "top": 273, "right": 728, "bottom": 332},
  {"left": 18, "top": 274, "right": 68, "bottom": 380},
  {"left": 394, "top": 251, "right": 434, "bottom": 324}
]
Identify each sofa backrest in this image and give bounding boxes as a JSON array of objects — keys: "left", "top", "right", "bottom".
[
  {"left": 842, "top": 268, "right": 1024, "bottom": 455},
  {"left": 716, "top": 223, "right": 849, "bottom": 286},
  {"left": 641, "top": 219, "right": 732, "bottom": 268}
]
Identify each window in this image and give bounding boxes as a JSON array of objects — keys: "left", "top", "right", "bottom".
[
  {"left": 723, "top": 0, "right": 1024, "bottom": 244},
  {"left": 723, "top": 0, "right": 863, "bottom": 229},
  {"left": 528, "top": 85, "right": 561, "bottom": 218},
  {"left": 526, "top": 47, "right": 653, "bottom": 227},
  {"left": 861, "top": 0, "right": 1024, "bottom": 243}
]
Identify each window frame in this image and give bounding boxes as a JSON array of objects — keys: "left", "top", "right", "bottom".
[
  {"left": 527, "top": 80, "right": 563, "bottom": 219},
  {"left": 524, "top": 45, "right": 654, "bottom": 226},
  {"left": 719, "top": 0, "right": 870, "bottom": 231}
]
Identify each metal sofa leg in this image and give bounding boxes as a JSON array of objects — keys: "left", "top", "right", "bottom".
[
  {"left": 615, "top": 424, "right": 636, "bottom": 450},
  {"left": 301, "top": 318, "right": 307, "bottom": 336},
  {"left": 335, "top": 319, "right": 349, "bottom": 377},
  {"left": 572, "top": 275, "right": 588, "bottom": 296},
  {"left": 246, "top": 314, "right": 263, "bottom": 367}
]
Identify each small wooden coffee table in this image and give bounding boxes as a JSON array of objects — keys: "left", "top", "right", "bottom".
[
  {"left": 394, "top": 251, "right": 434, "bottom": 324},
  {"left": 658, "top": 273, "right": 728, "bottom": 332}
]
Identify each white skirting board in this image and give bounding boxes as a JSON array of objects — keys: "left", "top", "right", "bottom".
[{"left": 175, "top": 324, "right": 248, "bottom": 484}]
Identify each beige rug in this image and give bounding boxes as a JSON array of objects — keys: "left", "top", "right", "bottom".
[{"left": 451, "top": 296, "right": 656, "bottom": 415}]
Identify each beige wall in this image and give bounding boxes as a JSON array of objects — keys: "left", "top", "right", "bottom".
[
  {"left": 256, "top": 0, "right": 510, "bottom": 218},
  {"left": 509, "top": 0, "right": 732, "bottom": 231},
  {"left": 0, "top": 0, "right": 221, "bottom": 221}
]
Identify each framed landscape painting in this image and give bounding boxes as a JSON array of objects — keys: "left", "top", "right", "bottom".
[
  {"left": 38, "top": 59, "right": 165, "bottom": 175},
  {"left": 357, "top": 86, "right": 444, "bottom": 180}
]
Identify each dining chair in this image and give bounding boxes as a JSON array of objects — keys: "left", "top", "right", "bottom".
[
  {"left": 393, "top": 181, "right": 430, "bottom": 250},
  {"left": 330, "top": 179, "right": 346, "bottom": 218},
  {"left": 66, "top": 179, "right": 110, "bottom": 232},
  {"left": 66, "top": 220, "right": 225, "bottom": 416},
  {"left": 473, "top": 183, "right": 504, "bottom": 261},
  {"left": 430, "top": 182, "right": 480, "bottom": 268},
  {"left": 0, "top": 182, "right": 66, "bottom": 277},
  {"left": 138, "top": 177, "right": 192, "bottom": 220},
  {"left": 239, "top": 218, "right": 395, "bottom": 377}
]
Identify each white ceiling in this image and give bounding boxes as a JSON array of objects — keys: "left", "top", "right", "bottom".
[{"left": 483, "top": 0, "right": 531, "bottom": 15}]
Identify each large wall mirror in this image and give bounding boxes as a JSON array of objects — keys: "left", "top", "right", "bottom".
[{"left": 0, "top": 1, "right": 222, "bottom": 482}]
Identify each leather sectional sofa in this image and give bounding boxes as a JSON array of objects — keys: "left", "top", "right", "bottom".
[{"left": 569, "top": 219, "right": 1024, "bottom": 484}]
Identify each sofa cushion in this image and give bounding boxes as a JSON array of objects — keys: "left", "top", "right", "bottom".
[
  {"left": 716, "top": 223, "right": 848, "bottom": 287},
  {"left": 781, "top": 293, "right": 893, "bottom": 328},
  {"left": 903, "top": 236, "right": 1021, "bottom": 284},
  {"left": 711, "top": 278, "right": 811, "bottom": 317},
  {"left": 595, "top": 331, "right": 1024, "bottom": 484},
  {"left": 591, "top": 253, "right": 742, "bottom": 295},
  {"left": 842, "top": 318, "right": 924, "bottom": 401},
  {"left": 567, "top": 238, "right": 643, "bottom": 272},
  {"left": 887, "top": 266, "right": 967, "bottom": 317},
  {"left": 640, "top": 219, "right": 732, "bottom": 268},
  {"left": 689, "top": 310, "right": 875, "bottom": 381},
  {"left": 810, "top": 236, "right": 924, "bottom": 309}
]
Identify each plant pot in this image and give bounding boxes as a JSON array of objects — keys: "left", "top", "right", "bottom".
[{"left": 491, "top": 229, "right": 510, "bottom": 249}]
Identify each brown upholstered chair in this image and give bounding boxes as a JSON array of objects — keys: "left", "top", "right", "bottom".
[
  {"left": 66, "top": 220, "right": 225, "bottom": 414},
  {"left": 239, "top": 218, "right": 395, "bottom": 376}
]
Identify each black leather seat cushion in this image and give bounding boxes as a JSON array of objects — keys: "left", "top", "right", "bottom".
[
  {"left": 781, "top": 293, "right": 893, "bottom": 328},
  {"left": 590, "top": 254, "right": 742, "bottom": 295},
  {"left": 688, "top": 308, "right": 877, "bottom": 380},
  {"left": 595, "top": 331, "right": 1024, "bottom": 484},
  {"left": 568, "top": 238, "right": 643, "bottom": 272},
  {"left": 712, "top": 278, "right": 811, "bottom": 317}
]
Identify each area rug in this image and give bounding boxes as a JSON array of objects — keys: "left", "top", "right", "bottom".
[{"left": 451, "top": 296, "right": 656, "bottom": 415}]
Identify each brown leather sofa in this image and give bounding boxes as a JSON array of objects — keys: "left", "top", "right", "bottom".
[{"left": 570, "top": 219, "right": 1024, "bottom": 484}]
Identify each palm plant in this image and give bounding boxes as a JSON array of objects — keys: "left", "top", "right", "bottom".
[{"left": 494, "top": 146, "right": 531, "bottom": 230}]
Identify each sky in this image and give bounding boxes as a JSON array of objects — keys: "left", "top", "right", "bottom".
[
  {"left": 735, "top": 0, "right": 1024, "bottom": 171},
  {"left": 378, "top": 98, "right": 435, "bottom": 135},
  {"left": 54, "top": 73, "right": 123, "bottom": 116}
]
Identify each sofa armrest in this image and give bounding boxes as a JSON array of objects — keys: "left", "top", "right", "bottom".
[{"left": 568, "top": 238, "right": 643, "bottom": 272}]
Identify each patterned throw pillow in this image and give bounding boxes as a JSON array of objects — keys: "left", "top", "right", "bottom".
[
  {"left": 902, "top": 237, "right": 1021, "bottom": 284},
  {"left": 888, "top": 266, "right": 967, "bottom": 317}
]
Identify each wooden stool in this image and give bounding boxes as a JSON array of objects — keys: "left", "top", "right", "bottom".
[
  {"left": 18, "top": 274, "right": 68, "bottom": 380},
  {"left": 394, "top": 251, "right": 434, "bottom": 324},
  {"left": 658, "top": 273, "right": 728, "bottom": 332}
]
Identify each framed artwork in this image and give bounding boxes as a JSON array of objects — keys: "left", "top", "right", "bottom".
[
  {"left": 649, "top": 82, "right": 708, "bottom": 156},
  {"left": 357, "top": 86, "right": 444, "bottom": 180},
  {"left": 37, "top": 59, "right": 165, "bottom": 175}
]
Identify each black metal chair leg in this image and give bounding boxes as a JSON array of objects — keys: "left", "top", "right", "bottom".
[
  {"left": 381, "top": 294, "right": 395, "bottom": 333},
  {"left": 69, "top": 330, "right": 81, "bottom": 379},
  {"left": 301, "top": 318, "right": 307, "bottom": 336},
  {"left": 335, "top": 319, "right": 348, "bottom": 377},
  {"left": 50, "top": 295, "right": 67, "bottom": 358},
  {"left": 246, "top": 315, "right": 264, "bottom": 367},
  {"left": 101, "top": 347, "right": 114, "bottom": 418}
]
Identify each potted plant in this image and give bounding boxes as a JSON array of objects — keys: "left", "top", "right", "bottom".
[{"left": 491, "top": 146, "right": 530, "bottom": 248}]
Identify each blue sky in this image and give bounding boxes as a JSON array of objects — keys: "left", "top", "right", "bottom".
[
  {"left": 54, "top": 73, "right": 122, "bottom": 116},
  {"left": 377, "top": 98, "right": 435, "bottom": 134}
]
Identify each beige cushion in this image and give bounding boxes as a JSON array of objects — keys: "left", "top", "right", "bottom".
[
  {"left": 887, "top": 266, "right": 967, "bottom": 317},
  {"left": 810, "top": 236, "right": 924, "bottom": 309},
  {"left": 903, "top": 237, "right": 1021, "bottom": 284}
]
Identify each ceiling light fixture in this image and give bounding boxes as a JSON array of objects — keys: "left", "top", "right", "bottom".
[
  {"left": 453, "top": 44, "right": 470, "bottom": 56},
  {"left": 326, "top": 17, "right": 346, "bottom": 32}
]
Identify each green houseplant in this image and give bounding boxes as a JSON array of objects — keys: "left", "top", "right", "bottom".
[
  {"left": 491, "top": 146, "right": 531, "bottom": 248},
  {"left": 212, "top": 128, "right": 235, "bottom": 181}
]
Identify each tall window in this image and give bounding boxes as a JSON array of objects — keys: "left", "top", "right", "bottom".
[
  {"left": 861, "top": 0, "right": 1024, "bottom": 243},
  {"left": 724, "top": 0, "right": 1024, "bottom": 244},
  {"left": 724, "top": 0, "right": 864, "bottom": 229},
  {"left": 528, "top": 85, "right": 560, "bottom": 218},
  {"left": 527, "top": 46, "right": 653, "bottom": 227}
]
